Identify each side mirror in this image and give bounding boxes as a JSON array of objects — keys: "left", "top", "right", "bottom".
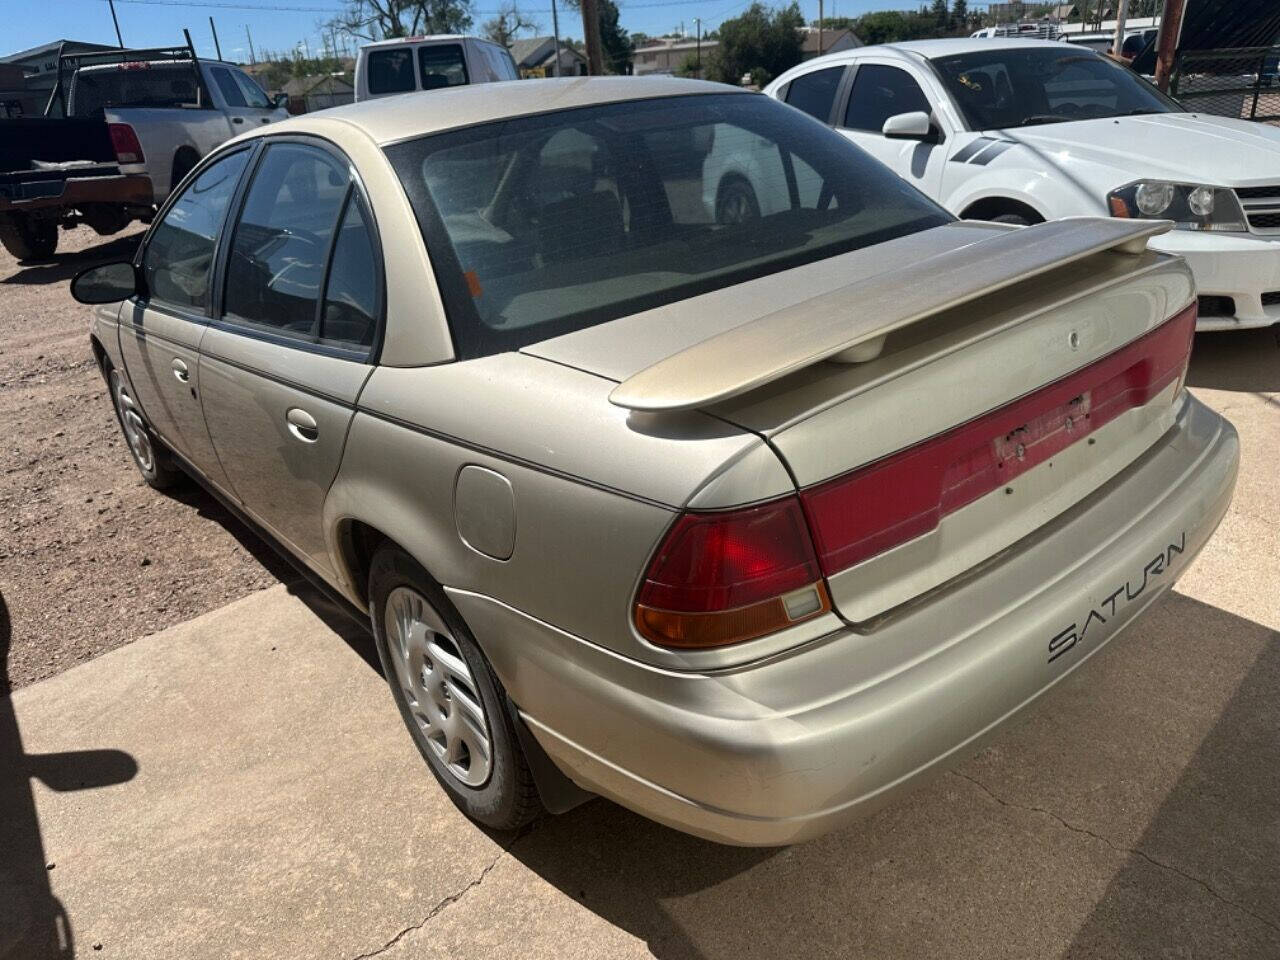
[
  {"left": 274, "top": 92, "right": 290, "bottom": 111},
  {"left": 882, "top": 111, "right": 935, "bottom": 141},
  {"left": 70, "top": 261, "right": 140, "bottom": 304}
]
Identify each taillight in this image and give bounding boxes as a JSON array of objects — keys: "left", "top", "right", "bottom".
[
  {"left": 801, "top": 302, "right": 1198, "bottom": 576},
  {"left": 108, "top": 123, "right": 144, "bottom": 165},
  {"left": 635, "top": 497, "right": 831, "bottom": 648}
]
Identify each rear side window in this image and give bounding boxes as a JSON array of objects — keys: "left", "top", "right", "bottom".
[
  {"left": 785, "top": 66, "right": 845, "bottom": 123},
  {"left": 321, "top": 196, "right": 379, "bottom": 349},
  {"left": 211, "top": 66, "right": 246, "bottom": 107},
  {"left": 367, "top": 48, "right": 415, "bottom": 95},
  {"left": 843, "top": 64, "right": 931, "bottom": 132},
  {"left": 419, "top": 44, "right": 469, "bottom": 89},
  {"left": 223, "top": 143, "right": 350, "bottom": 339},
  {"left": 144, "top": 149, "right": 249, "bottom": 311}
]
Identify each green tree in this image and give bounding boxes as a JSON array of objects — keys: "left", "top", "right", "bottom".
[
  {"left": 707, "top": 2, "right": 804, "bottom": 87},
  {"left": 599, "top": 0, "right": 633, "bottom": 74},
  {"left": 930, "top": 0, "right": 949, "bottom": 31},
  {"left": 951, "top": 0, "right": 968, "bottom": 30},
  {"left": 852, "top": 10, "right": 934, "bottom": 45}
]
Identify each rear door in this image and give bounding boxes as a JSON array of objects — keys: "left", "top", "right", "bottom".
[
  {"left": 835, "top": 60, "right": 948, "bottom": 197},
  {"left": 118, "top": 146, "right": 251, "bottom": 494},
  {"left": 197, "top": 138, "right": 380, "bottom": 576}
]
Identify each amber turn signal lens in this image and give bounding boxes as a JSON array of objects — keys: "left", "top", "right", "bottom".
[{"left": 636, "top": 581, "right": 831, "bottom": 649}]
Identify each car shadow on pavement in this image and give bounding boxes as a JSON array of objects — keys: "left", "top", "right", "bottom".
[
  {"left": 504, "top": 594, "right": 1280, "bottom": 960},
  {"left": 1, "top": 233, "right": 145, "bottom": 287},
  {"left": 0, "top": 589, "right": 139, "bottom": 960},
  {"left": 1188, "top": 327, "right": 1280, "bottom": 394}
]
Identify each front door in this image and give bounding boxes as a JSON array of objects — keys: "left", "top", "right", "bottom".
[
  {"left": 836, "top": 61, "right": 948, "bottom": 198},
  {"left": 198, "top": 140, "right": 380, "bottom": 576},
  {"left": 118, "top": 147, "right": 251, "bottom": 493}
]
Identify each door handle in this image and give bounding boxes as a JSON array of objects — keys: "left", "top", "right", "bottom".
[
  {"left": 286, "top": 407, "right": 319, "bottom": 443},
  {"left": 231, "top": 116, "right": 244, "bottom": 124},
  {"left": 171, "top": 358, "right": 189, "bottom": 382}
]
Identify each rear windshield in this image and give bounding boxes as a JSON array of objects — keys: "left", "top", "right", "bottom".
[
  {"left": 69, "top": 64, "right": 201, "bottom": 117},
  {"left": 367, "top": 48, "right": 416, "bottom": 95},
  {"left": 419, "top": 44, "right": 469, "bottom": 89},
  {"left": 385, "top": 93, "right": 950, "bottom": 359}
]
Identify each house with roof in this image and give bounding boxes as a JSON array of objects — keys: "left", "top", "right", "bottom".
[
  {"left": 509, "top": 37, "right": 588, "bottom": 78},
  {"left": 1, "top": 39, "right": 117, "bottom": 104},
  {"left": 799, "top": 27, "right": 861, "bottom": 60}
]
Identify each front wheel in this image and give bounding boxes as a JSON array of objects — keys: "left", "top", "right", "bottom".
[
  {"left": 715, "top": 177, "right": 761, "bottom": 225},
  {"left": 107, "top": 365, "right": 182, "bottom": 489},
  {"left": 369, "top": 545, "right": 542, "bottom": 831}
]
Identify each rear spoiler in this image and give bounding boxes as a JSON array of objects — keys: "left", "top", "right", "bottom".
[{"left": 608, "top": 218, "right": 1170, "bottom": 413}]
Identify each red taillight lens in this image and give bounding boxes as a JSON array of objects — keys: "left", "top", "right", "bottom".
[
  {"left": 108, "top": 123, "right": 144, "bottom": 165},
  {"left": 635, "top": 497, "right": 830, "bottom": 648},
  {"left": 801, "top": 302, "right": 1198, "bottom": 576}
]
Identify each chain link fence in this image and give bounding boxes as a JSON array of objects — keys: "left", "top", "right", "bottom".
[{"left": 1170, "top": 46, "right": 1280, "bottom": 124}]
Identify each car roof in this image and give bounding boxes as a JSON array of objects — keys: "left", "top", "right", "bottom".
[
  {"left": 806, "top": 37, "right": 1084, "bottom": 64},
  {"left": 359, "top": 34, "right": 474, "bottom": 50},
  {"left": 265, "top": 76, "right": 743, "bottom": 146}
]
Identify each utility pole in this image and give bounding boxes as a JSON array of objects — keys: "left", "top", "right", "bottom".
[
  {"left": 1111, "top": 0, "right": 1129, "bottom": 61},
  {"left": 581, "top": 0, "right": 604, "bottom": 75},
  {"left": 209, "top": 16, "right": 223, "bottom": 60},
  {"left": 245, "top": 24, "right": 257, "bottom": 64},
  {"left": 107, "top": 0, "right": 124, "bottom": 47},
  {"left": 550, "top": 0, "right": 563, "bottom": 77},
  {"left": 1153, "top": 0, "right": 1187, "bottom": 91},
  {"left": 694, "top": 18, "right": 701, "bottom": 79},
  {"left": 818, "top": 0, "right": 824, "bottom": 55}
]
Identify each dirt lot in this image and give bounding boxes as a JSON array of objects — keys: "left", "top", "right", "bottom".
[{"left": 0, "top": 226, "right": 294, "bottom": 690}]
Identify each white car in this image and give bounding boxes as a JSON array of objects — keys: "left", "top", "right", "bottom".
[{"left": 764, "top": 38, "right": 1280, "bottom": 330}]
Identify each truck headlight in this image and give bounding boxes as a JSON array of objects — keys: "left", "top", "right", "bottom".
[{"left": 1107, "top": 181, "right": 1246, "bottom": 232}]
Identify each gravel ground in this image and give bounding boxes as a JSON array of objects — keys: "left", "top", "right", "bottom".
[{"left": 0, "top": 225, "right": 294, "bottom": 691}]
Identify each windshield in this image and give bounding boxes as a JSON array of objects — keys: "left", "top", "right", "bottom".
[
  {"left": 930, "top": 47, "right": 1181, "bottom": 130},
  {"left": 385, "top": 93, "right": 950, "bottom": 359}
]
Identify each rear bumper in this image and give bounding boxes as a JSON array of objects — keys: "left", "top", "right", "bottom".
[
  {"left": 448, "top": 393, "right": 1238, "bottom": 845},
  {"left": 1151, "top": 231, "right": 1280, "bottom": 330},
  {"left": 0, "top": 173, "right": 154, "bottom": 213}
]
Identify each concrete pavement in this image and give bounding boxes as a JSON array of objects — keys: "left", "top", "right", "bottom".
[{"left": 2, "top": 329, "right": 1277, "bottom": 959}]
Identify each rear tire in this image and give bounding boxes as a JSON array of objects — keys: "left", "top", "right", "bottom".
[
  {"left": 170, "top": 149, "right": 199, "bottom": 193},
  {"left": 369, "top": 545, "right": 542, "bottom": 832},
  {"left": 106, "top": 363, "right": 183, "bottom": 490},
  {"left": 0, "top": 214, "right": 57, "bottom": 262}
]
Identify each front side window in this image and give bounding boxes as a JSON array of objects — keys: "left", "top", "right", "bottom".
[
  {"left": 211, "top": 66, "right": 247, "bottom": 108},
  {"left": 843, "top": 64, "right": 932, "bottom": 132},
  {"left": 223, "top": 143, "right": 350, "bottom": 339},
  {"left": 143, "top": 148, "right": 249, "bottom": 311},
  {"left": 786, "top": 66, "right": 845, "bottom": 123},
  {"left": 386, "top": 93, "right": 950, "bottom": 358},
  {"left": 419, "top": 44, "right": 468, "bottom": 89},
  {"left": 232, "top": 69, "right": 272, "bottom": 108},
  {"left": 367, "top": 48, "right": 415, "bottom": 95},
  {"left": 931, "top": 47, "right": 1180, "bottom": 130}
]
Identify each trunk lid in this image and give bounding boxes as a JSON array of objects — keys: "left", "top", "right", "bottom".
[{"left": 524, "top": 219, "right": 1196, "bottom": 624}]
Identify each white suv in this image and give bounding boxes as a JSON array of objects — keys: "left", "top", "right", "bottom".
[{"left": 765, "top": 38, "right": 1280, "bottom": 330}]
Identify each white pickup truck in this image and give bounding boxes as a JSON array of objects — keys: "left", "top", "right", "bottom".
[
  {"left": 0, "top": 42, "right": 285, "bottom": 260},
  {"left": 763, "top": 38, "right": 1280, "bottom": 330}
]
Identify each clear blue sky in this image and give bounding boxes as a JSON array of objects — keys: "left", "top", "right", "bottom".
[{"left": 6, "top": 0, "right": 983, "bottom": 63}]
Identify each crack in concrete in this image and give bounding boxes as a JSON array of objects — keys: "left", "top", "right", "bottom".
[
  {"left": 349, "top": 830, "right": 525, "bottom": 960},
  {"left": 950, "top": 769, "right": 1280, "bottom": 938}
]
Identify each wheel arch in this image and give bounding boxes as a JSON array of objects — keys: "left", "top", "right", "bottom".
[{"left": 958, "top": 195, "right": 1046, "bottom": 224}]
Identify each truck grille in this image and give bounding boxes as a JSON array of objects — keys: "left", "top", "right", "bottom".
[{"left": 1234, "top": 185, "right": 1280, "bottom": 234}]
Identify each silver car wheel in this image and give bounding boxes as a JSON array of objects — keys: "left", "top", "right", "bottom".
[
  {"left": 110, "top": 368, "right": 154, "bottom": 474},
  {"left": 385, "top": 586, "right": 493, "bottom": 788}
]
